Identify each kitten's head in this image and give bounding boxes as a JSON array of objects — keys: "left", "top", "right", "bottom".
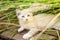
[{"left": 16, "top": 9, "right": 33, "bottom": 22}]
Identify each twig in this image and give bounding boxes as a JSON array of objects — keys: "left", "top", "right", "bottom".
[
  {"left": 37, "top": 13, "right": 60, "bottom": 38},
  {"left": 0, "top": 22, "right": 20, "bottom": 27},
  {"left": 0, "top": 16, "right": 7, "bottom": 20},
  {"left": 56, "top": 30, "right": 60, "bottom": 40}
]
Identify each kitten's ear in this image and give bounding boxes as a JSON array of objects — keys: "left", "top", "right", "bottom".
[{"left": 16, "top": 9, "right": 21, "bottom": 16}]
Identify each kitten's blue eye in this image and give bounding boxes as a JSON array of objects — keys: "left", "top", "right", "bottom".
[
  {"left": 22, "top": 16, "right": 24, "bottom": 18},
  {"left": 27, "top": 15, "right": 30, "bottom": 17}
]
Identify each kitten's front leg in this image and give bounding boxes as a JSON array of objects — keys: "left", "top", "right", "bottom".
[
  {"left": 23, "top": 29, "right": 39, "bottom": 39},
  {"left": 18, "top": 27, "right": 24, "bottom": 32}
]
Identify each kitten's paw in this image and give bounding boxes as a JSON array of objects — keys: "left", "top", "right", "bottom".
[
  {"left": 23, "top": 34, "right": 32, "bottom": 39},
  {"left": 18, "top": 28, "right": 24, "bottom": 32},
  {"left": 18, "top": 29, "right": 21, "bottom": 32}
]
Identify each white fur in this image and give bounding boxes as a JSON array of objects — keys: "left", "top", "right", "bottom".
[
  {"left": 23, "top": 33, "right": 32, "bottom": 39},
  {"left": 18, "top": 27, "right": 24, "bottom": 32}
]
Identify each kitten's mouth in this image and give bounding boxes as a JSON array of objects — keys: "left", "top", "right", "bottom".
[
  {"left": 25, "top": 21, "right": 30, "bottom": 24},
  {"left": 24, "top": 18, "right": 35, "bottom": 24}
]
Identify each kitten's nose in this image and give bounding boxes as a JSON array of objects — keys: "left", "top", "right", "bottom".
[{"left": 26, "top": 19, "right": 28, "bottom": 21}]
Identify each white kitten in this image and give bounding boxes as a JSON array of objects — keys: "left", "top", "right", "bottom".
[
  {"left": 16, "top": 3, "right": 60, "bottom": 39},
  {"left": 16, "top": 9, "right": 60, "bottom": 39}
]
